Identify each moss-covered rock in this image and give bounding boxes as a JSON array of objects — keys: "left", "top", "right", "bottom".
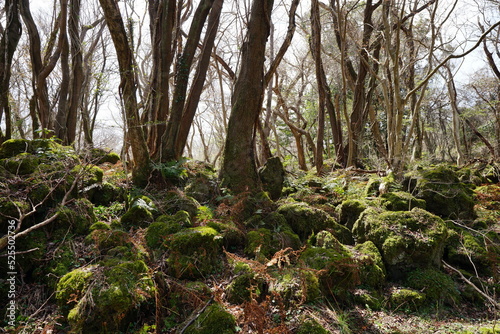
[
  {"left": 353, "top": 288, "right": 383, "bottom": 310},
  {"left": 258, "top": 156, "right": 285, "bottom": 200},
  {"left": 121, "top": 196, "right": 156, "bottom": 229},
  {"left": 381, "top": 191, "right": 426, "bottom": 211},
  {"left": 206, "top": 220, "right": 246, "bottom": 252},
  {"left": 145, "top": 212, "right": 192, "bottom": 250},
  {"left": 300, "top": 244, "right": 358, "bottom": 293},
  {"left": 354, "top": 241, "right": 386, "bottom": 288},
  {"left": 269, "top": 269, "right": 321, "bottom": 306},
  {"left": 57, "top": 261, "right": 155, "bottom": 333},
  {"left": 183, "top": 303, "right": 237, "bottom": 334},
  {"left": 405, "top": 268, "right": 459, "bottom": 306},
  {"left": 3, "top": 153, "right": 40, "bottom": 175},
  {"left": 389, "top": 288, "right": 426, "bottom": 311},
  {"left": 244, "top": 227, "right": 301, "bottom": 261},
  {"left": 86, "top": 228, "right": 130, "bottom": 252},
  {"left": 404, "top": 165, "right": 476, "bottom": 220},
  {"left": 353, "top": 207, "right": 448, "bottom": 279},
  {"left": 160, "top": 190, "right": 200, "bottom": 219},
  {"left": 53, "top": 198, "right": 96, "bottom": 235},
  {"left": 445, "top": 229, "right": 495, "bottom": 275},
  {"left": 167, "top": 226, "right": 223, "bottom": 279},
  {"left": 87, "top": 148, "right": 120, "bottom": 164},
  {"left": 185, "top": 164, "right": 218, "bottom": 204},
  {"left": 296, "top": 319, "right": 329, "bottom": 334},
  {"left": 91, "top": 182, "right": 124, "bottom": 206},
  {"left": 226, "top": 272, "right": 266, "bottom": 304},
  {"left": 0, "top": 138, "right": 31, "bottom": 158},
  {"left": 277, "top": 202, "right": 353, "bottom": 244},
  {"left": 336, "top": 199, "right": 367, "bottom": 230}
]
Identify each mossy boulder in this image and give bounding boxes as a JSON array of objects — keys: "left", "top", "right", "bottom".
[
  {"left": 3, "top": 153, "right": 40, "bottom": 175},
  {"left": 87, "top": 148, "right": 120, "bottom": 164},
  {"left": 121, "top": 196, "right": 156, "bottom": 229},
  {"left": 354, "top": 241, "right": 386, "bottom": 288},
  {"left": 353, "top": 207, "right": 448, "bottom": 279},
  {"left": 445, "top": 229, "right": 496, "bottom": 275},
  {"left": 91, "top": 182, "right": 124, "bottom": 206},
  {"left": 381, "top": 191, "right": 426, "bottom": 211},
  {"left": 405, "top": 268, "right": 459, "bottom": 306},
  {"left": 296, "top": 320, "right": 329, "bottom": 334},
  {"left": 53, "top": 199, "right": 96, "bottom": 235},
  {"left": 86, "top": 228, "right": 130, "bottom": 252},
  {"left": 185, "top": 164, "right": 218, "bottom": 204},
  {"left": 300, "top": 243, "right": 358, "bottom": 293},
  {"left": 183, "top": 303, "right": 237, "bottom": 334},
  {"left": 226, "top": 272, "right": 266, "bottom": 304},
  {"left": 166, "top": 226, "right": 223, "bottom": 279},
  {"left": 244, "top": 227, "right": 301, "bottom": 261},
  {"left": 160, "top": 190, "right": 200, "bottom": 219},
  {"left": 277, "top": 202, "right": 353, "bottom": 244},
  {"left": 269, "top": 269, "right": 321, "bottom": 306},
  {"left": 206, "top": 220, "right": 246, "bottom": 251},
  {"left": 404, "top": 165, "right": 476, "bottom": 220},
  {"left": 0, "top": 138, "right": 31, "bottom": 158},
  {"left": 389, "top": 287, "right": 426, "bottom": 311},
  {"left": 336, "top": 199, "right": 367, "bottom": 230},
  {"left": 145, "top": 211, "right": 192, "bottom": 250},
  {"left": 56, "top": 261, "right": 155, "bottom": 333},
  {"left": 258, "top": 156, "right": 285, "bottom": 200}
]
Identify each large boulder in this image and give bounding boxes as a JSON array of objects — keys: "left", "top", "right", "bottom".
[
  {"left": 353, "top": 207, "right": 448, "bottom": 279},
  {"left": 277, "top": 202, "right": 353, "bottom": 244},
  {"left": 404, "top": 165, "right": 476, "bottom": 220}
]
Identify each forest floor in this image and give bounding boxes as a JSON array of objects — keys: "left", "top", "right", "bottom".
[{"left": 0, "top": 140, "right": 499, "bottom": 333}]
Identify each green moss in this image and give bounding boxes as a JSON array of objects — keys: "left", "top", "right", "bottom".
[
  {"left": 56, "top": 266, "right": 95, "bottom": 312},
  {"left": 88, "top": 148, "right": 120, "bottom": 164},
  {"left": 145, "top": 220, "right": 183, "bottom": 250},
  {"left": 300, "top": 245, "right": 358, "bottom": 292},
  {"left": 355, "top": 241, "right": 386, "bottom": 288},
  {"left": 167, "top": 226, "right": 222, "bottom": 279},
  {"left": 390, "top": 288, "right": 426, "bottom": 311},
  {"left": 353, "top": 207, "right": 448, "bottom": 279},
  {"left": 353, "top": 289, "right": 383, "bottom": 310},
  {"left": 296, "top": 320, "right": 329, "bottom": 334},
  {"left": 86, "top": 229, "right": 130, "bottom": 252},
  {"left": 406, "top": 268, "right": 459, "bottom": 305},
  {"left": 277, "top": 202, "right": 353, "bottom": 244},
  {"left": 258, "top": 156, "right": 285, "bottom": 200},
  {"left": 55, "top": 199, "right": 96, "bottom": 235},
  {"left": 245, "top": 228, "right": 273, "bottom": 260},
  {"left": 58, "top": 261, "right": 155, "bottom": 333},
  {"left": 0, "top": 138, "right": 31, "bottom": 158},
  {"left": 160, "top": 190, "right": 200, "bottom": 218},
  {"left": 121, "top": 196, "right": 155, "bottom": 229},
  {"left": 405, "top": 165, "right": 476, "bottom": 220},
  {"left": 3, "top": 153, "right": 40, "bottom": 175},
  {"left": 226, "top": 273, "right": 265, "bottom": 304},
  {"left": 183, "top": 303, "right": 236, "bottom": 334},
  {"left": 445, "top": 230, "right": 493, "bottom": 275},
  {"left": 206, "top": 220, "right": 246, "bottom": 251},
  {"left": 336, "top": 199, "right": 367, "bottom": 230},
  {"left": 89, "top": 221, "right": 111, "bottom": 231},
  {"left": 91, "top": 182, "right": 124, "bottom": 206},
  {"left": 381, "top": 191, "right": 426, "bottom": 211},
  {"left": 269, "top": 269, "right": 321, "bottom": 305}
]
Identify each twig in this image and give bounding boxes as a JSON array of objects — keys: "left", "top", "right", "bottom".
[
  {"left": 0, "top": 248, "right": 39, "bottom": 257},
  {"left": 442, "top": 260, "right": 499, "bottom": 309},
  {"left": 179, "top": 297, "right": 214, "bottom": 334}
]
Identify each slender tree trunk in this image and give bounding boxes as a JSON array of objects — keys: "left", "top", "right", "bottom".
[
  {"left": 175, "top": 0, "right": 223, "bottom": 160},
  {"left": 219, "top": 0, "right": 274, "bottom": 194},
  {"left": 99, "top": 0, "right": 151, "bottom": 186},
  {"left": 162, "top": 0, "right": 215, "bottom": 161}
]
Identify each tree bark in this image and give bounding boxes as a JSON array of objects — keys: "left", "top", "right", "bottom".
[
  {"left": 99, "top": 0, "right": 151, "bottom": 186},
  {"left": 0, "top": 0, "right": 22, "bottom": 143},
  {"left": 219, "top": 0, "right": 274, "bottom": 194}
]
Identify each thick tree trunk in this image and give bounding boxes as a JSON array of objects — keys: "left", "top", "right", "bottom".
[
  {"left": 99, "top": 0, "right": 151, "bottom": 186},
  {"left": 219, "top": 0, "right": 274, "bottom": 194},
  {"left": 0, "top": 0, "right": 22, "bottom": 143}
]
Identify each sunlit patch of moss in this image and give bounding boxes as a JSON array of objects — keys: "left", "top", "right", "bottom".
[
  {"left": 389, "top": 288, "right": 426, "bottom": 312},
  {"left": 183, "top": 303, "right": 237, "bottom": 334},
  {"left": 354, "top": 241, "right": 386, "bottom": 288},
  {"left": 406, "top": 268, "right": 460, "bottom": 306}
]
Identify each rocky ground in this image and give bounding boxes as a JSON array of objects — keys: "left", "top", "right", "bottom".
[{"left": 0, "top": 138, "right": 499, "bottom": 333}]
